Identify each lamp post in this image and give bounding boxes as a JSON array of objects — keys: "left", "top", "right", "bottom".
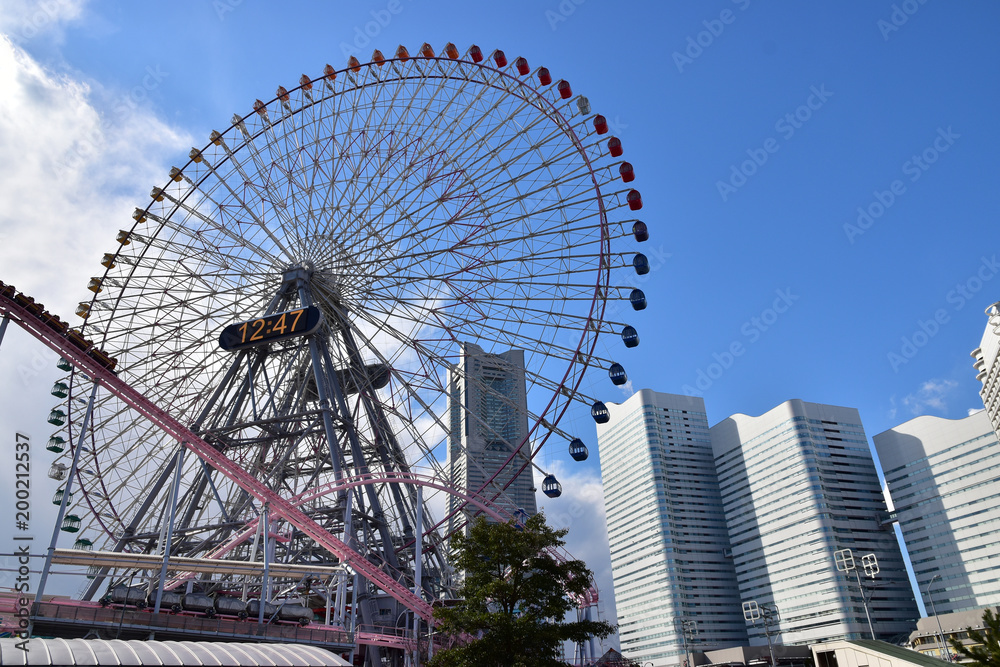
[
  {"left": 924, "top": 574, "right": 951, "bottom": 662},
  {"left": 676, "top": 618, "right": 698, "bottom": 667},
  {"left": 743, "top": 601, "right": 779, "bottom": 667},
  {"left": 834, "top": 548, "right": 877, "bottom": 639}
]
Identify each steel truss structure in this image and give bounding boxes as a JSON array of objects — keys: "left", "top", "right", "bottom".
[{"left": 15, "top": 42, "right": 650, "bottom": 666}]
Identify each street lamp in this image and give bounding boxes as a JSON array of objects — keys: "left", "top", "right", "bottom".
[
  {"left": 834, "top": 548, "right": 876, "bottom": 639},
  {"left": 743, "top": 600, "right": 779, "bottom": 667},
  {"left": 924, "top": 574, "right": 951, "bottom": 662}
]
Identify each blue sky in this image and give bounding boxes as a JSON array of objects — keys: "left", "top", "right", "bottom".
[{"left": 0, "top": 0, "right": 997, "bottom": 646}]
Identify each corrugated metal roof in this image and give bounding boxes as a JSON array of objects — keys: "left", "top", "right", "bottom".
[{"left": 0, "top": 638, "right": 351, "bottom": 665}]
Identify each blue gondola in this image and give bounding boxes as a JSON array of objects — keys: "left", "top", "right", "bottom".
[
  {"left": 542, "top": 474, "right": 562, "bottom": 498},
  {"left": 569, "top": 438, "right": 589, "bottom": 461},
  {"left": 591, "top": 401, "right": 610, "bottom": 424},
  {"left": 632, "top": 221, "right": 649, "bottom": 242},
  {"left": 609, "top": 363, "right": 628, "bottom": 385},
  {"left": 632, "top": 253, "right": 649, "bottom": 275},
  {"left": 629, "top": 289, "right": 647, "bottom": 311},
  {"left": 621, "top": 325, "right": 639, "bottom": 348}
]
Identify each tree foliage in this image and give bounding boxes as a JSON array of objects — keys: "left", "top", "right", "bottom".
[
  {"left": 949, "top": 608, "right": 1000, "bottom": 667},
  {"left": 428, "top": 513, "right": 615, "bottom": 667}
]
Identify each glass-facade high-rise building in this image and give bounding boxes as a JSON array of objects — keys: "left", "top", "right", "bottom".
[
  {"left": 447, "top": 342, "right": 536, "bottom": 525},
  {"left": 710, "top": 400, "right": 918, "bottom": 646},
  {"left": 873, "top": 410, "right": 1000, "bottom": 614},
  {"left": 597, "top": 390, "right": 747, "bottom": 667}
]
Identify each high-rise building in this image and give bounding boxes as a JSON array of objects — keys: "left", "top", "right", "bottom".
[
  {"left": 873, "top": 410, "right": 1000, "bottom": 615},
  {"left": 447, "top": 343, "right": 536, "bottom": 524},
  {"left": 710, "top": 400, "right": 918, "bottom": 646},
  {"left": 972, "top": 301, "right": 1000, "bottom": 438},
  {"left": 597, "top": 390, "right": 748, "bottom": 667}
]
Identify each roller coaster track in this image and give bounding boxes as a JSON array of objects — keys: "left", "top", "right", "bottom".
[{"left": 0, "top": 285, "right": 435, "bottom": 623}]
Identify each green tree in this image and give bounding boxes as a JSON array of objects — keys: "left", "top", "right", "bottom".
[
  {"left": 949, "top": 608, "right": 1000, "bottom": 667},
  {"left": 428, "top": 513, "right": 616, "bottom": 667}
]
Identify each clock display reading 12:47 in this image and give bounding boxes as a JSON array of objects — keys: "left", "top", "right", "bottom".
[{"left": 218, "top": 306, "right": 323, "bottom": 351}]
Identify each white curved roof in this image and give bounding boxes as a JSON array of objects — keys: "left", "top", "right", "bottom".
[{"left": 0, "top": 638, "right": 350, "bottom": 665}]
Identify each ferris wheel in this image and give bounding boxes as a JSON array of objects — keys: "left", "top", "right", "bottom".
[{"left": 52, "top": 42, "right": 649, "bottom": 620}]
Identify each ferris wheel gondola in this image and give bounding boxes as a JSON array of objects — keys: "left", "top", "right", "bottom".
[{"left": 48, "top": 44, "right": 651, "bottom": 645}]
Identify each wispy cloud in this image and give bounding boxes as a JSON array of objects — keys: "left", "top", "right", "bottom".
[
  {"left": 0, "top": 31, "right": 190, "bottom": 313},
  {"left": 901, "top": 379, "right": 959, "bottom": 416},
  {"left": 0, "top": 0, "right": 85, "bottom": 45},
  {"left": 0, "top": 8, "right": 189, "bottom": 597},
  {"left": 536, "top": 461, "right": 619, "bottom": 650}
]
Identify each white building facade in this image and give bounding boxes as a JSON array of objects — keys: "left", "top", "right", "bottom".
[
  {"left": 447, "top": 343, "right": 536, "bottom": 525},
  {"left": 873, "top": 410, "right": 1000, "bottom": 615},
  {"left": 972, "top": 301, "right": 1000, "bottom": 438},
  {"left": 597, "top": 390, "right": 747, "bottom": 667},
  {"left": 710, "top": 400, "right": 918, "bottom": 646}
]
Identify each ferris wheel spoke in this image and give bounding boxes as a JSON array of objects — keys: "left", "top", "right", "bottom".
[
  {"left": 373, "top": 294, "right": 616, "bottom": 369},
  {"left": 206, "top": 126, "right": 299, "bottom": 262},
  {"left": 65, "top": 47, "right": 644, "bottom": 613},
  {"left": 316, "top": 72, "right": 525, "bottom": 247}
]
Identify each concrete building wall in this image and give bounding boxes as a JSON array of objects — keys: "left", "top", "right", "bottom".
[
  {"left": 710, "top": 400, "right": 918, "bottom": 646},
  {"left": 873, "top": 411, "right": 1000, "bottom": 614},
  {"left": 971, "top": 301, "right": 1000, "bottom": 438},
  {"left": 597, "top": 390, "right": 747, "bottom": 667}
]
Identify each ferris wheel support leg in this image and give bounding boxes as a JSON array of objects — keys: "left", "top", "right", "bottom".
[
  {"left": 80, "top": 454, "right": 180, "bottom": 601},
  {"left": 259, "top": 503, "right": 271, "bottom": 625},
  {"left": 336, "top": 318, "right": 416, "bottom": 517},
  {"left": 189, "top": 349, "right": 250, "bottom": 432},
  {"left": 315, "top": 334, "right": 405, "bottom": 577},
  {"left": 412, "top": 484, "right": 423, "bottom": 667},
  {"left": 299, "top": 279, "right": 401, "bottom": 573},
  {"left": 0, "top": 314, "right": 10, "bottom": 350},
  {"left": 31, "top": 379, "right": 100, "bottom": 631},
  {"left": 174, "top": 466, "right": 211, "bottom": 534},
  {"left": 196, "top": 456, "right": 232, "bottom": 523},
  {"left": 153, "top": 447, "right": 186, "bottom": 614}
]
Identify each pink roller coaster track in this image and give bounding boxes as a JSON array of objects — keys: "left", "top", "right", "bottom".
[{"left": 0, "top": 288, "right": 434, "bottom": 622}]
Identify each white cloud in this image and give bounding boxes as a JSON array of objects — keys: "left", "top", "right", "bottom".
[
  {"left": 901, "top": 379, "right": 958, "bottom": 416},
  {"left": 0, "top": 18, "right": 190, "bottom": 596},
  {"left": 0, "top": 0, "right": 85, "bottom": 45},
  {"left": 0, "top": 35, "right": 190, "bottom": 312},
  {"left": 536, "top": 460, "right": 619, "bottom": 652}
]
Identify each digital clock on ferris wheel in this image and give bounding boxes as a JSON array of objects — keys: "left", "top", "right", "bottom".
[{"left": 218, "top": 306, "right": 323, "bottom": 351}]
